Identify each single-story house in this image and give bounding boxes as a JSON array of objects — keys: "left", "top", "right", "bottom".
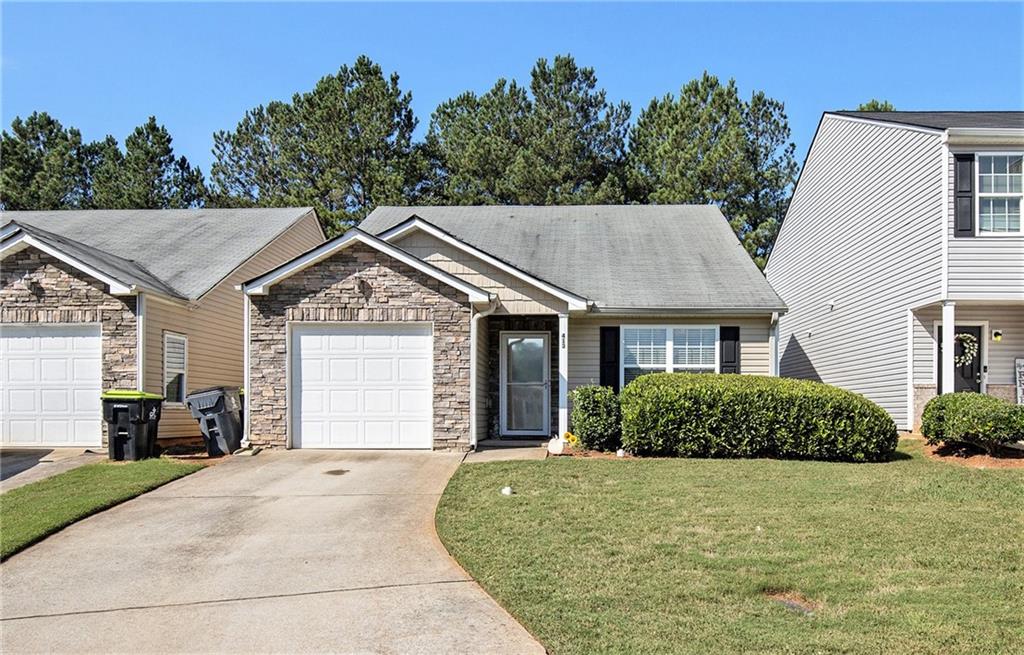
[
  {"left": 0, "top": 208, "right": 325, "bottom": 447},
  {"left": 242, "top": 205, "right": 787, "bottom": 451}
]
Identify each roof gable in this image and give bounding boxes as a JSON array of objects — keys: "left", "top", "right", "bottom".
[
  {"left": 0, "top": 208, "right": 321, "bottom": 300},
  {"left": 242, "top": 228, "right": 492, "bottom": 305},
  {"left": 831, "top": 111, "right": 1024, "bottom": 131}
]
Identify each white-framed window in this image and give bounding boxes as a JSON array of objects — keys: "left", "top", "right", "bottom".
[
  {"left": 163, "top": 332, "right": 187, "bottom": 403},
  {"left": 621, "top": 325, "right": 719, "bottom": 387},
  {"left": 977, "top": 153, "right": 1023, "bottom": 234}
]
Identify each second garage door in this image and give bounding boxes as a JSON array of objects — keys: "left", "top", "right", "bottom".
[
  {"left": 291, "top": 323, "right": 433, "bottom": 449},
  {"left": 1, "top": 324, "right": 103, "bottom": 447}
]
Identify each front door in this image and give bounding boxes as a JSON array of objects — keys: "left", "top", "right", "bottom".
[
  {"left": 937, "top": 325, "right": 983, "bottom": 393},
  {"left": 500, "top": 332, "right": 550, "bottom": 437}
]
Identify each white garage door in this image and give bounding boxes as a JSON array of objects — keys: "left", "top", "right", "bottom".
[
  {"left": 291, "top": 323, "right": 433, "bottom": 449},
  {"left": 1, "top": 324, "right": 103, "bottom": 447}
]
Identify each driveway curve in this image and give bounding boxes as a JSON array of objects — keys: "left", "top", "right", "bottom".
[{"left": 1, "top": 451, "right": 544, "bottom": 654}]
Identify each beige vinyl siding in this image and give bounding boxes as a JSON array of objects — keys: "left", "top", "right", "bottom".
[
  {"left": 946, "top": 148, "right": 1024, "bottom": 301},
  {"left": 913, "top": 303, "right": 1024, "bottom": 386},
  {"left": 144, "top": 212, "right": 324, "bottom": 437},
  {"left": 567, "top": 315, "right": 773, "bottom": 391},
  {"left": 392, "top": 230, "right": 568, "bottom": 314},
  {"left": 765, "top": 116, "right": 945, "bottom": 428}
]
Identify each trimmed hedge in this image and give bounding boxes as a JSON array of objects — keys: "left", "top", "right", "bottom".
[
  {"left": 620, "top": 373, "right": 898, "bottom": 462},
  {"left": 921, "top": 392, "right": 1024, "bottom": 455},
  {"left": 570, "top": 385, "right": 621, "bottom": 451}
]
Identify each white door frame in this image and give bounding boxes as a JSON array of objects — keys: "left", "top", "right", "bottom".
[
  {"left": 499, "top": 331, "right": 551, "bottom": 437},
  {"left": 932, "top": 319, "right": 989, "bottom": 393}
]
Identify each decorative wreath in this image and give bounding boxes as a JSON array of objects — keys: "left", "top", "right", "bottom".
[{"left": 954, "top": 333, "right": 979, "bottom": 368}]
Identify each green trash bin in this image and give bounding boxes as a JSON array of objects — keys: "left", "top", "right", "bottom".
[{"left": 101, "top": 390, "right": 164, "bottom": 461}]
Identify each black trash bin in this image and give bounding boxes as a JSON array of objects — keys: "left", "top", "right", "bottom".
[
  {"left": 101, "top": 390, "right": 164, "bottom": 461},
  {"left": 185, "top": 386, "right": 243, "bottom": 456}
]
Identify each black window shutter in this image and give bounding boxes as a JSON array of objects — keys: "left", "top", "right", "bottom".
[
  {"left": 599, "top": 326, "right": 620, "bottom": 392},
  {"left": 719, "top": 326, "right": 740, "bottom": 374},
  {"left": 954, "top": 154, "right": 974, "bottom": 237}
]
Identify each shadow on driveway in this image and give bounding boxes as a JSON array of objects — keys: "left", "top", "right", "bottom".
[{"left": 0, "top": 449, "right": 103, "bottom": 492}]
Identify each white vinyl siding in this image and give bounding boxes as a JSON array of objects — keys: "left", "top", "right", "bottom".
[
  {"left": 765, "top": 115, "right": 945, "bottom": 428},
  {"left": 163, "top": 333, "right": 187, "bottom": 403},
  {"left": 947, "top": 149, "right": 1024, "bottom": 300}
]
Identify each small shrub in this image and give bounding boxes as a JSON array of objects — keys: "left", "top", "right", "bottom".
[
  {"left": 921, "top": 393, "right": 1024, "bottom": 455},
  {"left": 619, "top": 373, "right": 898, "bottom": 462},
  {"left": 569, "top": 385, "right": 621, "bottom": 451}
]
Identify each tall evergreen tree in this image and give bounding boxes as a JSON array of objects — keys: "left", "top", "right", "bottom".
[
  {"left": 0, "top": 112, "right": 92, "bottom": 210},
  {"left": 92, "top": 117, "right": 205, "bottom": 209},
  {"left": 210, "top": 56, "right": 427, "bottom": 235},
  {"left": 856, "top": 99, "right": 895, "bottom": 111},
  {"left": 627, "top": 72, "right": 798, "bottom": 269},
  {"left": 428, "top": 55, "right": 630, "bottom": 205}
]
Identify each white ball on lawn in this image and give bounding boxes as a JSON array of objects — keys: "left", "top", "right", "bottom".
[
  {"left": 501, "top": 486, "right": 513, "bottom": 496},
  {"left": 616, "top": 449, "right": 626, "bottom": 458}
]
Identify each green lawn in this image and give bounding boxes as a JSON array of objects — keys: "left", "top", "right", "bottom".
[
  {"left": 1, "top": 458, "right": 203, "bottom": 560},
  {"left": 436, "top": 440, "right": 1024, "bottom": 654}
]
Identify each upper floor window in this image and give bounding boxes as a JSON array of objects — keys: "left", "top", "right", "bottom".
[{"left": 977, "top": 154, "right": 1022, "bottom": 234}]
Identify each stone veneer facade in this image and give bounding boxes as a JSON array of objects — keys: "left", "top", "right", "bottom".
[
  {"left": 247, "top": 242, "right": 472, "bottom": 450},
  {"left": 913, "top": 383, "right": 1018, "bottom": 431},
  {"left": 1, "top": 248, "right": 139, "bottom": 436}
]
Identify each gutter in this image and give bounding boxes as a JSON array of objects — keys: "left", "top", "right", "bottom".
[{"left": 589, "top": 306, "right": 788, "bottom": 317}]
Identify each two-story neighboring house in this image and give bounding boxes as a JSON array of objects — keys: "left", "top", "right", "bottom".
[{"left": 766, "top": 111, "right": 1024, "bottom": 430}]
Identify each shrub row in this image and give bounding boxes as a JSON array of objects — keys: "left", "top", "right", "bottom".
[
  {"left": 615, "top": 373, "right": 898, "bottom": 462},
  {"left": 921, "top": 393, "right": 1024, "bottom": 455},
  {"left": 569, "top": 385, "right": 622, "bottom": 451}
]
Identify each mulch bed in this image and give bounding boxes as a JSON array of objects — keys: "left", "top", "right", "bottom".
[{"left": 920, "top": 440, "right": 1024, "bottom": 470}]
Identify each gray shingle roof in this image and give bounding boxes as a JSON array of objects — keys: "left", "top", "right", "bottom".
[
  {"left": 360, "top": 205, "right": 785, "bottom": 312},
  {"left": 2, "top": 208, "right": 318, "bottom": 300},
  {"left": 832, "top": 111, "right": 1024, "bottom": 130},
  {"left": 4, "top": 221, "right": 182, "bottom": 298}
]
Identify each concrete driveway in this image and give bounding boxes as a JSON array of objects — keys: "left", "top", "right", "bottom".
[{"left": 0, "top": 451, "right": 544, "bottom": 654}]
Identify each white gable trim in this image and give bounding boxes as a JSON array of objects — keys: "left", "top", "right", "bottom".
[
  {"left": 242, "top": 228, "right": 492, "bottom": 304},
  {"left": 0, "top": 230, "right": 135, "bottom": 295},
  {"left": 378, "top": 217, "right": 589, "bottom": 311},
  {"left": 824, "top": 113, "right": 945, "bottom": 136}
]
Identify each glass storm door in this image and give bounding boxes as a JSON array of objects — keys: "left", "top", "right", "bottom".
[{"left": 500, "top": 333, "right": 550, "bottom": 436}]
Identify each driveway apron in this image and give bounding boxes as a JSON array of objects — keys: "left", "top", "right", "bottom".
[{"left": 0, "top": 450, "right": 544, "bottom": 654}]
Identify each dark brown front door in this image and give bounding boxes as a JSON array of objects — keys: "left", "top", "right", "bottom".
[{"left": 937, "top": 325, "right": 983, "bottom": 393}]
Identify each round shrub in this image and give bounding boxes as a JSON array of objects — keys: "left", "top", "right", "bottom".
[
  {"left": 569, "top": 385, "right": 621, "bottom": 451},
  {"left": 619, "top": 373, "right": 898, "bottom": 462},
  {"left": 921, "top": 392, "right": 1024, "bottom": 455}
]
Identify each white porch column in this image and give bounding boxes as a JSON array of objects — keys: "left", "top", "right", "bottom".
[
  {"left": 941, "top": 300, "right": 956, "bottom": 394},
  {"left": 558, "top": 313, "right": 569, "bottom": 438}
]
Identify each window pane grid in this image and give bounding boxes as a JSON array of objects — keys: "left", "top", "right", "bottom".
[
  {"left": 977, "top": 155, "right": 1023, "bottom": 234},
  {"left": 622, "top": 327, "right": 718, "bottom": 387}
]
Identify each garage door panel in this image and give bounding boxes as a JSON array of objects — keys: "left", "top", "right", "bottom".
[
  {"left": 2, "top": 325, "right": 102, "bottom": 447},
  {"left": 328, "top": 359, "right": 358, "bottom": 383},
  {"left": 292, "top": 324, "right": 432, "bottom": 449}
]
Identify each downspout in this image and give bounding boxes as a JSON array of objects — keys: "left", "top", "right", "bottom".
[
  {"left": 469, "top": 296, "right": 499, "bottom": 450},
  {"left": 242, "top": 293, "right": 252, "bottom": 447},
  {"left": 136, "top": 293, "right": 145, "bottom": 391}
]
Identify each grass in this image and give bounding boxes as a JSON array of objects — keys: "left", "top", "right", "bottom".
[
  {"left": 1, "top": 457, "right": 203, "bottom": 560},
  {"left": 436, "top": 440, "right": 1024, "bottom": 654}
]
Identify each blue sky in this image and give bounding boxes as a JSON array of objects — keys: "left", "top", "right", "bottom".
[{"left": 3, "top": 2, "right": 1022, "bottom": 174}]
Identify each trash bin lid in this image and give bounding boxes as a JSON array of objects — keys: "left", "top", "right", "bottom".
[
  {"left": 102, "top": 389, "right": 164, "bottom": 400},
  {"left": 187, "top": 385, "right": 240, "bottom": 396}
]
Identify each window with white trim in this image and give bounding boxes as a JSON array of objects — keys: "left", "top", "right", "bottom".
[
  {"left": 977, "top": 154, "right": 1022, "bottom": 233},
  {"left": 622, "top": 326, "right": 718, "bottom": 386},
  {"left": 163, "top": 332, "right": 187, "bottom": 403}
]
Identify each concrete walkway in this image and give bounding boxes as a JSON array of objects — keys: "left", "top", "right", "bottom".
[
  {"left": 0, "top": 450, "right": 544, "bottom": 654},
  {"left": 0, "top": 448, "right": 104, "bottom": 492}
]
